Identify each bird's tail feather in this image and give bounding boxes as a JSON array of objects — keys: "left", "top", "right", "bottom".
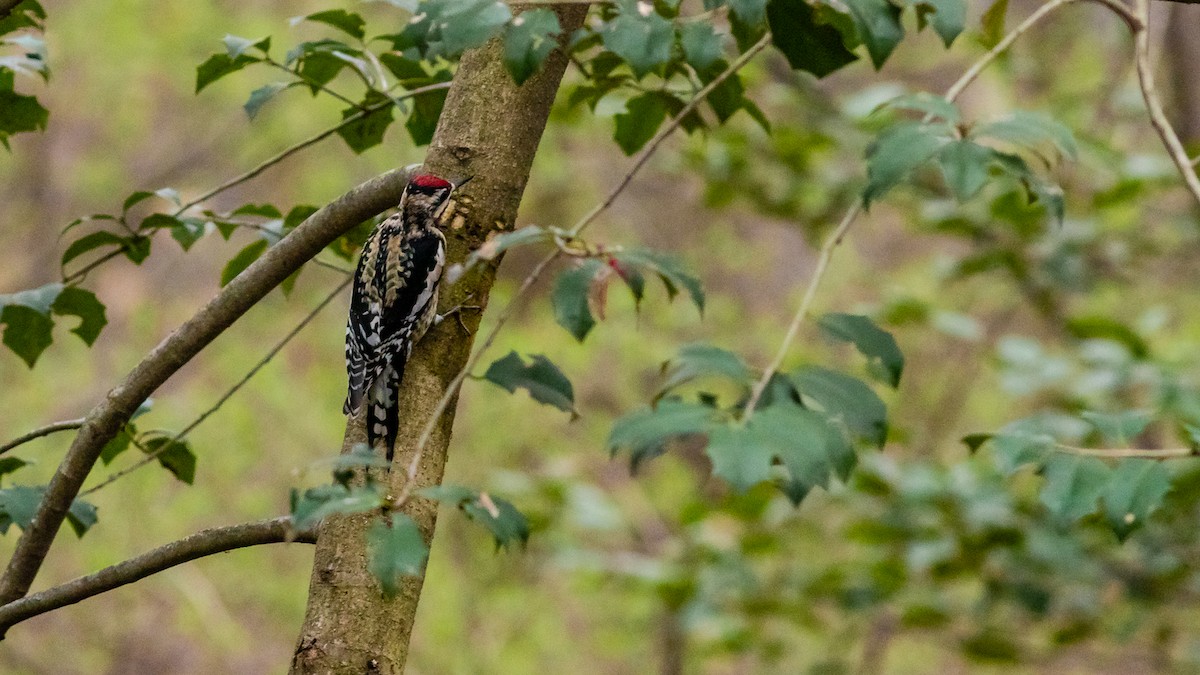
[{"left": 366, "top": 362, "right": 405, "bottom": 461}]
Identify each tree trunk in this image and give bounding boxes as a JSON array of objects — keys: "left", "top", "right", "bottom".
[
  {"left": 289, "top": 6, "right": 588, "bottom": 673},
  {"left": 1165, "top": 3, "right": 1200, "bottom": 147}
]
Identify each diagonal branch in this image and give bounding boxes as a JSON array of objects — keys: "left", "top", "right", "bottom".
[
  {"left": 0, "top": 166, "right": 418, "bottom": 605},
  {"left": 0, "top": 517, "right": 316, "bottom": 635},
  {"left": 0, "top": 419, "right": 84, "bottom": 456}
]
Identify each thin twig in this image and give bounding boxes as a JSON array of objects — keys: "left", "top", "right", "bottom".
[
  {"left": 0, "top": 517, "right": 316, "bottom": 634},
  {"left": 0, "top": 419, "right": 85, "bottom": 456},
  {"left": 264, "top": 58, "right": 365, "bottom": 110},
  {"left": 743, "top": 0, "right": 1081, "bottom": 419},
  {"left": 1129, "top": 0, "right": 1200, "bottom": 208},
  {"left": 392, "top": 35, "right": 775, "bottom": 507},
  {"left": 1055, "top": 444, "right": 1196, "bottom": 458},
  {"left": 80, "top": 278, "right": 351, "bottom": 497}
]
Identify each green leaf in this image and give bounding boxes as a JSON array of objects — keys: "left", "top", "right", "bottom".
[
  {"left": 658, "top": 343, "right": 753, "bottom": 399},
  {"left": 614, "top": 92, "right": 668, "bottom": 156},
  {"left": 99, "top": 425, "right": 134, "bottom": 465},
  {"left": 842, "top": 0, "right": 905, "bottom": 69},
  {"left": 961, "top": 432, "right": 992, "bottom": 454},
  {"left": 483, "top": 351, "right": 576, "bottom": 415},
  {"left": 989, "top": 150, "right": 1065, "bottom": 224},
  {"left": 141, "top": 436, "right": 196, "bottom": 485},
  {"left": 421, "top": 485, "right": 530, "bottom": 549},
  {"left": 974, "top": 111, "right": 1078, "bottom": 162},
  {"left": 752, "top": 403, "right": 854, "bottom": 489},
  {"left": 552, "top": 258, "right": 603, "bottom": 342},
  {"left": 766, "top": 0, "right": 859, "bottom": 78},
  {"left": 877, "top": 92, "right": 960, "bottom": 123},
  {"left": 243, "top": 82, "right": 289, "bottom": 120},
  {"left": 601, "top": 11, "right": 674, "bottom": 78},
  {"left": 679, "top": 22, "right": 723, "bottom": 72},
  {"left": 0, "top": 76, "right": 49, "bottom": 143},
  {"left": 0, "top": 305, "right": 52, "bottom": 367},
  {"left": 171, "top": 217, "right": 208, "bottom": 251},
  {"left": 66, "top": 498, "right": 98, "bottom": 537},
  {"left": 466, "top": 226, "right": 551, "bottom": 268},
  {"left": 817, "top": 313, "right": 904, "bottom": 388},
  {"left": 790, "top": 365, "right": 887, "bottom": 447},
  {"left": 904, "top": 0, "right": 965, "bottom": 46},
  {"left": 367, "top": 515, "right": 428, "bottom": 597},
  {"left": 222, "top": 34, "right": 270, "bottom": 58},
  {"left": 706, "top": 424, "right": 775, "bottom": 492},
  {"left": 1081, "top": 410, "right": 1151, "bottom": 445},
  {"left": 1103, "top": 458, "right": 1170, "bottom": 540},
  {"left": 610, "top": 248, "right": 704, "bottom": 314},
  {"left": 405, "top": 82, "right": 449, "bottom": 146},
  {"left": 863, "top": 121, "right": 954, "bottom": 205},
  {"left": 51, "top": 286, "right": 107, "bottom": 346},
  {"left": 1039, "top": 453, "right": 1110, "bottom": 524},
  {"left": 303, "top": 9, "right": 366, "bottom": 39},
  {"left": 1064, "top": 316, "right": 1149, "bottom": 359},
  {"left": 291, "top": 483, "right": 384, "bottom": 529},
  {"left": 337, "top": 91, "right": 395, "bottom": 154},
  {"left": 0, "top": 485, "right": 97, "bottom": 538},
  {"left": 990, "top": 432, "right": 1052, "bottom": 474},
  {"left": 979, "top": 0, "right": 1008, "bottom": 49},
  {"left": 937, "top": 140, "right": 994, "bottom": 201},
  {"left": 195, "top": 52, "right": 259, "bottom": 93},
  {"left": 727, "top": 0, "right": 768, "bottom": 25},
  {"left": 607, "top": 400, "right": 716, "bottom": 470},
  {"left": 503, "top": 9, "right": 561, "bottom": 85},
  {"left": 220, "top": 239, "right": 269, "bottom": 287}
]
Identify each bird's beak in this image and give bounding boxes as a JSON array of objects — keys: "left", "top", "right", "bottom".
[{"left": 453, "top": 175, "right": 474, "bottom": 190}]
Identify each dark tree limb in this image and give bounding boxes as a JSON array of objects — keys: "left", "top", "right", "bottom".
[
  {"left": 0, "top": 166, "right": 417, "bottom": 605},
  {"left": 0, "top": 517, "right": 316, "bottom": 635}
]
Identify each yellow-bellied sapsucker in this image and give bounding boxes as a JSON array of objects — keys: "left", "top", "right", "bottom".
[{"left": 343, "top": 172, "right": 469, "bottom": 459}]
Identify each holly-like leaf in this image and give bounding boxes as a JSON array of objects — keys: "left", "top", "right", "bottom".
[
  {"left": 220, "top": 239, "right": 269, "bottom": 287},
  {"left": 728, "top": 0, "right": 769, "bottom": 25},
  {"left": 601, "top": 10, "right": 674, "bottom": 78},
  {"left": 0, "top": 283, "right": 62, "bottom": 367},
  {"left": 607, "top": 400, "right": 716, "bottom": 470},
  {"left": 842, "top": 0, "right": 904, "bottom": 69},
  {"left": 99, "top": 425, "right": 135, "bottom": 465},
  {"left": 937, "top": 140, "right": 994, "bottom": 201},
  {"left": 614, "top": 92, "right": 669, "bottom": 155},
  {"left": 679, "top": 22, "right": 723, "bottom": 72},
  {"left": 1081, "top": 410, "right": 1151, "bottom": 445},
  {"left": 171, "top": 217, "right": 208, "bottom": 251},
  {"left": 483, "top": 351, "right": 576, "bottom": 415},
  {"left": 0, "top": 485, "right": 97, "bottom": 538},
  {"left": 51, "top": 286, "right": 107, "bottom": 346},
  {"left": 337, "top": 92, "right": 395, "bottom": 154},
  {"left": 904, "top": 0, "right": 966, "bottom": 46},
  {"left": 610, "top": 248, "right": 704, "bottom": 314},
  {"left": 766, "top": 0, "right": 859, "bottom": 78},
  {"left": 141, "top": 436, "right": 196, "bottom": 485},
  {"left": 863, "top": 121, "right": 954, "bottom": 205},
  {"left": 421, "top": 485, "right": 530, "bottom": 549},
  {"left": 195, "top": 52, "right": 259, "bottom": 93},
  {"left": 658, "top": 343, "right": 754, "bottom": 399},
  {"left": 552, "top": 258, "right": 604, "bottom": 342},
  {"left": 291, "top": 483, "right": 385, "bottom": 529},
  {"left": 818, "top": 313, "right": 904, "bottom": 388},
  {"left": 0, "top": 457, "right": 28, "bottom": 484},
  {"left": 974, "top": 111, "right": 1077, "bottom": 163},
  {"left": 1103, "top": 458, "right": 1170, "bottom": 540},
  {"left": 405, "top": 82, "right": 450, "bottom": 146},
  {"left": 752, "top": 403, "right": 854, "bottom": 489},
  {"left": 66, "top": 497, "right": 98, "bottom": 537},
  {"left": 503, "top": 9, "right": 561, "bottom": 85},
  {"left": 0, "top": 72, "right": 49, "bottom": 145},
  {"left": 302, "top": 9, "right": 366, "bottom": 39},
  {"left": 790, "top": 365, "right": 888, "bottom": 447},
  {"left": 990, "top": 432, "right": 1052, "bottom": 474},
  {"left": 706, "top": 423, "right": 775, "bottom": 492},
  {"left": 367, "top": 515, "right": 429, "bottom": 597},
  {"left": 1039, "top": 453, "right": 1110, "bottom": 524}
]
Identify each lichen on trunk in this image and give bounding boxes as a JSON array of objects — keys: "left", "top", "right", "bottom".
[{"left": 289, "top": 6, "right": 589, "bottom": 673}]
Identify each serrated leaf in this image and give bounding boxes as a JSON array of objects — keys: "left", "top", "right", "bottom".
[
  {"left": 843, "top": 0, "right": 904, "bottom": 69},
  {"left": 937, "top": 140, "right": 995, "bottom": 201},
  {"left": 367, "top": 515, "right": 428, "bottom": 597},
  {"left": 790, "top": 365, "right": 888, "bottom": 447},
  {"left": 195, "top": 52, "right": 259, "bottom": 93},
  {"left": 1103, "top": 458, "right": 1170, "bottom": 540},
  {"left": 503, "top": 9, "right": 560, "bottom": 85},
  {"left": 220, "top": 239, "right": 269, "bottom": 287},
  {"left": 607, "top": 400, "right": 716, "bottom": 471},
  {"left": 614, "top": 92, "right": 668, "bottom": 155},
  {"left": 0, "top": 305, "right": 53, "bottom": 367},
  {"left": 706, "top": 424, "right": 775, "bottom": 492},
  {"left": 601, "top": 11, "right": 674, "bottom": 78},
  {"left": 1081, "top": 410, "right": 1151, "bottom": 445},
  {"left": 337, "top": 98, "right": 396, "bottom": 154},
  {"left": 552, "top": 259, "right": 603, "bottom": 342},
  {"left": 974, "top": 111, "right": 1077, "bottom": 162},
  {"left": 0, "top": 80, "right": 48, "bottom": 142},
  {"left": 0, "top": 485, "right": 97, "bottom": 538},
  {"left": 610, "top": 248, "right": 704, "bottom": 314},
  {"left": 1039, "top": 453, "right": 1110, "bottom": 524},
  {"left": 171, "top": 218, "right": 208, "bottom": 251},
  {"left": 141, "top": 436, "right": 196, "bottom": 484},
  {"left": 658, "top": 343, "right": 753, "bottom": 399},
  {"left": 752, "top": 403, "right": 854, "bottom": 490},
  {"left": 51, "top": 286, "right": 107, "bottom": 346},
  {"left": 728, "top": 0, "right": 768, "bottom": 25},
  {"left": 303, "top": 9, "right": 366, "bottom": 39},
  {"left": 66, "top": 498, "right": 98, "bottom": 537},
  {"left": 291, "top": 483, "right": 384, "bottom": 529},
  {"left": 817, "top": 313, "right": 904, "bottom": 388},
  {"left": 990, "top": 432, "right": 1052, "bottom": 474},
  {"left": 766, "top": 0, "right": 859, "bottom": 78},
  {"left": 483, "top": 351, "right": 576, "bottom": 414},
  {"left": 244, "top": 82, "right": 289, "bottom": 120},
  {"left": 904, "top": 0, "right": 965, "bottom": 46},
  {"left": 679, "top": 22, "right": 723, "bottom": 72},
  {"left": 863, "top": 121, "right": 954, "bottom": 205},
  {"left": 422, "top": 485, "right": 530, "bottom": 549}
]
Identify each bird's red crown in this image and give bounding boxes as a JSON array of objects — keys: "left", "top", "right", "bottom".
[{"left": 410, "top": 174, "right": 453, "bottom": 190}]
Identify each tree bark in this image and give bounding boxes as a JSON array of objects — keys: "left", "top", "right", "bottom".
[
  {"left": 289, "top": 6, "right": 588, "bottom": 674},
  {"left": 1164, "top": 3, "right": 1200, "bottom": 146}
]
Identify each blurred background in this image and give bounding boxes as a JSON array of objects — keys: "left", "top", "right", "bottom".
[{"left": 3, "top": 0, "right": 1200, "bottom": 672}]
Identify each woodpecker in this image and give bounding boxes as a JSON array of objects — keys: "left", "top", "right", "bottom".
[{"left": 343, "top": 172, "right": 470, "bottom": 460}]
